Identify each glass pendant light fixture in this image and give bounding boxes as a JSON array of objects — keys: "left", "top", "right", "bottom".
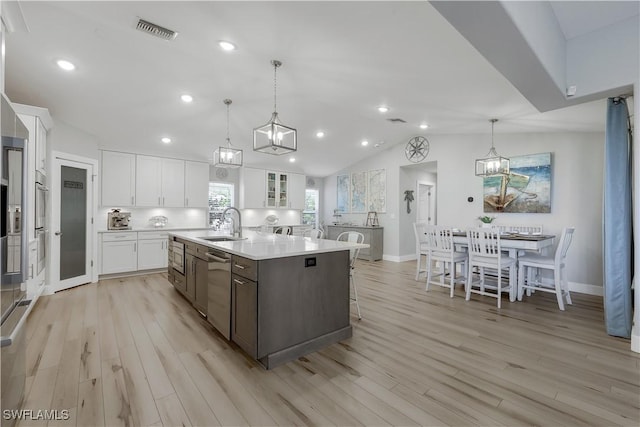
[
  {"left": 253, "top": 59, "right": 297, "bottom": 155},
  {"left": 214, "top": 99, "right": 243, "bottom": 168},
  {"left": 475, "top": 118, "right": 509, "bottom": 176}
]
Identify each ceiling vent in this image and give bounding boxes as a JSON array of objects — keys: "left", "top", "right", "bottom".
[
  {"left": 387, "top": 118, "right": 407, "bottom": 123},
  {"left": 135, "top": 18, "right": 178, "bottom": 41}
]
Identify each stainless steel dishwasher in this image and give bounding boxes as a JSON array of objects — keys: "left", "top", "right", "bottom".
[{"left": 206, "top": 248, "right": 232, "bottom": 339}]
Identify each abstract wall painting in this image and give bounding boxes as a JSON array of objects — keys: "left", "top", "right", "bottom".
[
  {"left": 336, "top": 174, "right": 350, "bottom": 213},
  {"left": 351, "top": 171, "right": 368, "bottom": 213},
  {"left": 483, "top": 152, "right": 551, "bottom": 213},
  {"left": 368, "top": 169, "right": 386, "bottom": 213}
]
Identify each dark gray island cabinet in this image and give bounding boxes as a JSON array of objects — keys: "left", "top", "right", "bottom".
[
  {"left": 167, "top": 230, "right": 364, "bottom": 369},
  {"left": 231, "top": 251, "right": 352, "bottom": 368}
]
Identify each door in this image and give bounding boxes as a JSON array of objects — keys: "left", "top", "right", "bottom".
[
  {"left": 417, "top": 182, "right": 435, "bottom": 225},
  {"left": 52, "top": 153, "right": 96, "bottom": 292}
]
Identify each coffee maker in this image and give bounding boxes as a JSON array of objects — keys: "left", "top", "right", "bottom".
[{"left": 107, "top": 209, "right": 131, "bottom": 230}]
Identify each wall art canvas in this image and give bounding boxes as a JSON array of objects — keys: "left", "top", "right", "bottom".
[
  {"left": 350, "top": 171, "right": 368, "bottom": 213},
  {"left": 368, "top": 169, "right": 386, "bottom": 213},
  {"left": 483, "top": 152, "right": 551, "bottom": 213},
  {"left": 336, "top": 174, "right": 350, "bottom": 212}
]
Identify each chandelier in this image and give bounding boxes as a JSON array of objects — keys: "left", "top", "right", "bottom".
[
  {"left": 214, "top": 99, "right": 243, "bottom": 168},
  {"left": 475, "top": 119, "right": 509, "bottom": 176},
  {"left": 253, "top": 60, "right": 297, "bottom": 155}
]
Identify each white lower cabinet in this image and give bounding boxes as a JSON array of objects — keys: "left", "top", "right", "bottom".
[
  {"left": 101, "top": 232, "right": 138, "bottom": 274},
  {"left": 137, "top": 232, "right": 168, "bottom": 270}
]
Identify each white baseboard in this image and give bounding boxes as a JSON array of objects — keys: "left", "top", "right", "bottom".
[
  {"left": 568, "top": 281, "right": 603, "bottom": 296},
  {"left": 632, "top": 325, "right": 640, "bottom": 353}
]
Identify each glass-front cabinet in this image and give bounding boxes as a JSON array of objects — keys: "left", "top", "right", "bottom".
[{"left": 266, "top": 171, "right": 288, "bottom": 208}]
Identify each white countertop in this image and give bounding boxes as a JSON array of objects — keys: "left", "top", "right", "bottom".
[
  {"left": 98, "top": 227, "right": 210, "bottom": 233},
  {"left": 169, "top": 229, "right": 369, "bottom": 261}
]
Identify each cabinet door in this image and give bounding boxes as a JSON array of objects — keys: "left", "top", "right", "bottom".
[
  {"left": 35, "top": 117, "right": 47, "bottom": 174},
  {"left": 18, "top": 114, "right": 36, "bottom": 241},
  {"left": 193, "top": 257, "right": 208, "bottom": 314},
  {"left": 239, "top": 168, "right": 266, "bottom": 209},
  {"left": 135, "top": 155, "right": 162, "bottom": 206},
  {"left": 137, "top": 239, "right": 167, "bottom": 270},
  {"left": 101, "top": 241, "right": 137, "bottom": 274},
  {"left": 184, "top": 161, "right": 209, "bottom": 208},
  {"left": 185, "top": 254, "right": 196, "bottom": 301},
  {"left": 288, "top": 173, "right": 305, "bottom": 210},
  {"left": 232, "top": 274, "right": 257, "bottom": 358},
  {"left": 277, "top": 173, "right": 288, "bottom": 208},
  {"left": 266, "top": 171, "right": 277, "bottom": 208},
  {"left": 101, "top": 151, "right": 136, "bottom": 206},
  {"left": 161, "top": 158, "right": 185, "bottom": 207}
]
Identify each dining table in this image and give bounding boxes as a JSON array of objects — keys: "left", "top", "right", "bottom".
[{"left": 451, "top": 231, "right": 556, "bottom": 259}]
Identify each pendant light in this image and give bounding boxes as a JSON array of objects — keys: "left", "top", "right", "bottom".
[
  {"left": 214, "top": 99, "right": 243, "bottom": 168},
  {"left": 475, "top": 119, "right": 509, "bottom": 176},
  {"left": 253, "top": 59, "right": 297, "bottom": 155}
]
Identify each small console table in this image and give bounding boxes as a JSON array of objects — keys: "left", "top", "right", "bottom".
[{"left": 326, "top": 225, "right": 383, "bottom": 261}]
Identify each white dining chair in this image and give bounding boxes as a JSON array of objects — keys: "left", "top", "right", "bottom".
[
  {"left": 413, "top": 222, "right": 430, "bottom": 281},
  {"left": 425, "top": 226, "right": 468, "bottom": 298},
  {"left": 517, "top": 227, "right": 575, "bottom": 310},
  {"left": 274, "top": 226, "right": 292, "bottom": 235},
  {"left": 336, "top": 231, "right": 364, "bottom": 319},
  {"left": 466, "top": 228, "right": 517, "bottom": 308},
  {"left": 304, "top": 228, "right": 324, "bottom": 239}
]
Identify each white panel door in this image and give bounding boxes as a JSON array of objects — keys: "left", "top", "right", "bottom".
[
  {"left": 101, "top": 151, "right": 136, "bottom": 206},
  {"left": 184, "top": 161, "right": 210, "bottom": 208},
  {"left": 288, "top": 173, "right": 306, "bottom": 210},
  {"left": 135, "top": 155, "right": 162, "bottom": 206},
  {"left": 161, "top": 158, "right": 185, "bottom": 207}
]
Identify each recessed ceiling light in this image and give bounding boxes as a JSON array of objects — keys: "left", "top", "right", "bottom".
[
  {"left": 377, "top": 106, "right": 389, "bottom": 113},
  {"left": 316, "top": 131, "right": 325, "bottom": 138},
  {"left": 56, "top": 59, "right": 75, "bottom": 71},
  {"left": 181, "top": 94, "right": 193, "bottom": 103},
  {"left": 218, "top": 41, "right": 236, "bottom": 51},
  {"left": 361, "top": 140, "right": 369, "bottom": 146},
  {"left": 161, "top": 137, "right": 171, "bottom": 144},
  {"left": 289, "top": 157, "right": 296, "bottom": 163},
  {"left": 420, "top": 123, "right": 429, "bottom": 129}
]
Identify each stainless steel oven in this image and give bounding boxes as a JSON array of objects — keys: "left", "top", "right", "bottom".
[
  {"left": 170, "top": 240, "right": 185, "bottom": 275},
  {"left": 35, "top": 170, "right": 47, "bottom": 231}
]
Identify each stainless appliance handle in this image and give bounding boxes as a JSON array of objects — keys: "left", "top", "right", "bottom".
[
  {"left": 206, "top": 253, "right": 230, "bottom": 263},
  {"left": 0, "top": 301, "right": 30, "bottom": 348}
]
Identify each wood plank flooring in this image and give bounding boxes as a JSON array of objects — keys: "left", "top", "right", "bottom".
[{"left": 19, "top": 260, "right": 640, "bottom": 426}]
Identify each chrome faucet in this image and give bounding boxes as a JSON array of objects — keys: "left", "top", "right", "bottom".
[{"left": 222, "top": 207, "right": 242, "bottom": 238}]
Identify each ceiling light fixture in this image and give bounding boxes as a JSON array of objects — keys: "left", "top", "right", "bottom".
[
  {"left": 378, "top": 106, "right": 389, "bottom": 113},
  {"left": 218, "top": 41, "right": 236, "bottom": 51},
  {"left": 361, "top": 140, "right": 369, "bottom": 146},
  {"left": 316, "top": 131, "right": 325, "bottom": 138},
  {"left": 420, "top": 123, "right": 429, "bottom": 129},
  {"left": 181, "top": 94, "right": 193, "bottom": 103},
  {"left": 253, "top": 60, "right": 297, "bottom": 155},
  {"left": 475, "top": 119, "right": 509, "bottom": 177},
  {"left": 214, "top": 99, "right": 243, "bottom": 168},
  {"left": 56, "top": 59, "right": 75, "bottom": 71},
  {"left": 289, "top": 158, "right": 296, "bottom": 163},
  {"left": 161, "top": 137, "right": 171, "bottom": 144}
]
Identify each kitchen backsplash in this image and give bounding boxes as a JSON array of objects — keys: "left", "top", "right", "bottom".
[
  {"left": 97, "top": 207, "right": 208, "bottom": 230},
  {"left": 241, "top": 209, "right": 301, "bottom": 227}
]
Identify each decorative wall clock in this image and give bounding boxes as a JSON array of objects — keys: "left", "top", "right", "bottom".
[
  {"left": 405, "top": 136, "right": 429, "bottom": 163},
  {"left": 215, "top": 168, "right": 229, "bottom": 179}
]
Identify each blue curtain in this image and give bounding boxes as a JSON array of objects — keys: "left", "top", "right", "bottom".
[{"left": 603, "top": 97, "right": 633, "bottom": 338}]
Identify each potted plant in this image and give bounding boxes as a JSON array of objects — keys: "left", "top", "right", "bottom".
[{"left": 478, "top": 215, "right": 496, "bottom": 228}]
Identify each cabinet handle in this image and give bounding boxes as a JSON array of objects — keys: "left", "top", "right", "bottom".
[
  {"left": 185, "top": 198, "right": 189, "bottom": 206},
  {"left": 233, "top": 278, "right": 246, "bottom": 285},
  {"left": 233, "top": 263, "right": 246, "bottom": 270},
  {"left": 163, "top": 197, "right": 165, "bottom": 206},
  {"left": 29, "top": 265, "right": 34, "bottom": 279},
  {"left": 158, "top": 197, "right": 161, "bottom": 205},
  {"left": 134, "top": 243, "right": 137, "bottom": 252},
  {"left": 131, "top": 196, "right": 134, "bottom": 205}
]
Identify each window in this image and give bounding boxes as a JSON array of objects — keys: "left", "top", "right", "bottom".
[
  {"left": 302, "top": 189, "right": 319, "bottom": 228},
  {"left": 209, "top": 182, "right": 234, "bottom": 226}
]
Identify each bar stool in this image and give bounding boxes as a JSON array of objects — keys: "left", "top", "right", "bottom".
[{"left": 336, "top": 231, "right": 364, "bottom": 319}]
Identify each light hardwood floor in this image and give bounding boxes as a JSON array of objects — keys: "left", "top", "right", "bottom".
[{"left": 19, "top": 260, "right": 640, "bottom": 426}]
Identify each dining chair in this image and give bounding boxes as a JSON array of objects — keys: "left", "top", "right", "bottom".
[
  {"left": 413, "top": 222, "right": 430, "bottom": 281},
  {"left": 304, "top": 228, "right": 324, "bottom": 239},
  {"left": 274, "top": 226, "right": 292, "bottom": 235},
  {"left": 465, "top": 228, "right": 517, "bottom": 308},
  {"left": 517, "top": 227, "right": 575, "bottom": 310},
  {"left": 425, "top": 226, "right": 467, "bottom": 298},
  {"left": 497, "top": 224, "right": 544, "bottom": 256},
  {"left": 336, "top": 231, "right": 365, "bottom": 319}
]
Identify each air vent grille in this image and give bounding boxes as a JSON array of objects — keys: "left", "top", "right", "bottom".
[
  {"left": 387, "top": 118, "right": 407, "bottom": 123},
  {"left": 135, "top": 18, "right": 178, "bottom": 41}
]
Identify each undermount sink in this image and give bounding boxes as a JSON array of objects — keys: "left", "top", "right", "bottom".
[{"left": 200, "top": 236, "right": 246, "bottom": 242}]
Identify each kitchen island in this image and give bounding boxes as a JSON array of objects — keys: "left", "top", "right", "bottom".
[{"left": 167, "top": 229, "right": 367, "bottom": 369}]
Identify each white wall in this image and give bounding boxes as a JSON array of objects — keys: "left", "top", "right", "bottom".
[
  {"left": 323, "top": 131, "right": 604, "bottom": 290},
  {"left": 48, "top": 118, "right": 100, "bottom": 160}
]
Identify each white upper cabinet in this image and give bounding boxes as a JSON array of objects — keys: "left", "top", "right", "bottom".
[
  {"left": 101, "top": 151, "right": 136, "bottom": 207},
  {"left": 184, "top": 161, "right": 209, "bottom": 208},
  {"left": 35, "top": 117, "right": 47, "bottom": 174},
  {"left": 135, "top": 155, "right": 185, "bottom": 207},
  {"left": 288, "top": 173, "right": 305, "bottom": 210},
  {"left": 239, "top": 167, "right": 266, "bottom": 209}
]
